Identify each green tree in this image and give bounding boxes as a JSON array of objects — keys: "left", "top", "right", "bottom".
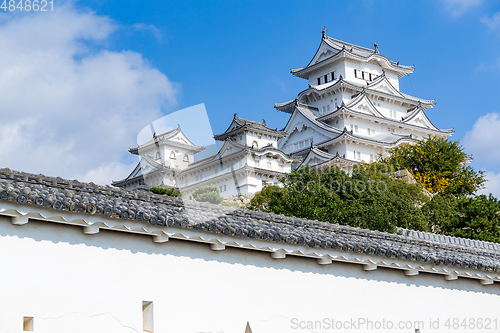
[
  {"left": 193, "top": 185, "right": 223, "bottom": 204},
  {"left": 439, "top": 194, "right": 500, "bottom": 243},
  {"left": 148, "top": 186, "right": 180, "bottom": 197},
  {"left": 249, "top": 164, "right": 429, "bottom": 233},
  {"left": 382, "top": 136, "right": 485, "bottom": 198}
]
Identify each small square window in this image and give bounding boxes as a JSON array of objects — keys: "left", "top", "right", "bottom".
[
  {"left": 23, "top": 317, "right": 34, "bottom": 331},
  {"left": 142, "top": 301, "right": 154, "bottom": 333}
]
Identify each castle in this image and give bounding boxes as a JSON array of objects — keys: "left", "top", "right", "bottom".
[
  {"left": 114, "top": 30, "right": 452, "bottom": 195},
  {"left": 0, "top": 31, "right": 499, "bottom": 333}
]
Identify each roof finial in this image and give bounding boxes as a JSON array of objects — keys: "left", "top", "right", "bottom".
[
  {"left": 322, "top": 26, "right": 327, "bottom": 39},
  {"left": 374, "top": 42, "right": 379, "bottom": 54},
  {"left": 262, "top": 118, "right": 266, "bottom": 126},
  {"left": 234, "top": 113, "right": 238, "bottom": 118}
]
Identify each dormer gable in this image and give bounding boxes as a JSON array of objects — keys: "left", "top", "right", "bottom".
[
  {"left": 346, "top": 90, "right": 384, "bottom": 118},
  {"left": 402, "top": 107, "right": 440, "bottom": 131},
  {"left": 367, "top": 74, "right": 404, "bottom": 97}
]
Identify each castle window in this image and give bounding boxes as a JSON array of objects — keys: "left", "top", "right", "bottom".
[
  {"left": 370, "top": 154, "right": 374, "bottom": 162},
  {"left": 224, "top": 185, "right": 226, "bottom": 192},
  {"left": 317, "top": 77, "right": 321, "bottom": 85},
  {"left": 369, "top": 73, "right": 373, "bottom": 81},
  {"left": 23, "top": 317, "right": 34, "bottom": 331},
  {"left": 331, "top": 72, "right": 335, "bottom": 80},
  {"left": 169, "top": 151, "right": 176, "bottom": 159},
  {"left": 142, "top": 301, "right": 154, "bottom": 333},
  {"left": 219, "top": 186, "right": 222, "bottom": 192},
  {"left": 155, "top": 152, "right": 160, "bottom": 160},
  {"left": 183, "top": 154, "right": 189, "bottom": 162},
  {"left": 354, "top": 69, "right": 358, "bottom": 78},
  {"left": 367, "top": 128, "right": 371, "bottom": 135},
  {"left": 324, "top": 74, "right": 328, "bottom": 83},
  {"left": 252, "top": 141, "right": 258, "bottom": 149},
  {"left": 362, "top": 71, "right": 365, "bottom": 80}
]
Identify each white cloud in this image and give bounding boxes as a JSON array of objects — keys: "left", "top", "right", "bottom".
[
  {"left": 481, "top": 12, "right": 500, "bottom": 32},
  {"left": 441, "top": 0, "right": 483, "bottom": 17},
  {"left": 133, "top": 23, "right": 163, "bottom": 41},
  {"left": 478, "top": 171, "right": 500, "bottom": 198},
  {"left": 462, "top": 113, "right": 500, "bottom": 164},
  {"left": 0, "top": 4, "right": 179, "bottom": 185}
]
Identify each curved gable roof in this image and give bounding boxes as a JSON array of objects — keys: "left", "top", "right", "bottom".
[{"left": 291, "top": 34, "right": 414, "bottom": 79}]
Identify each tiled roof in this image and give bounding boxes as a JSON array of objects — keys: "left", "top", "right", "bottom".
[
  {"left": 1, "top": 167, "right": 500, "bottom": 277},
  {"left": 213, "top": 115, "right": 287, "bottom": 140}
]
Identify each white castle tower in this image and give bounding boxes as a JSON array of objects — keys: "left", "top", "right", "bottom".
[
  {"left": 113, "top": 116, "right": 298, "bottom": 199},
  {"left": 275, "top": 29, "right": 453, "bottom": 172}
]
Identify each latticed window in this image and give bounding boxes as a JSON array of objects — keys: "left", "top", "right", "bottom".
[
  {"left": 183, "top": 154, "right": 189, "bottom": 162},
  {"left": 170, "top": 151, "right": 176, "bottom": 159}
]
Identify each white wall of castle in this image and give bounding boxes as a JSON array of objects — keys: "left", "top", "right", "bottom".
[
  {"left": 0, "top": 212, "right": 498, "bottom": 333},
  {"left": 307, "top": 58, "right": 400, "bottom": 91}
]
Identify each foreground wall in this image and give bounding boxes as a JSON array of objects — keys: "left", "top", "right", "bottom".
[{"left": 0, "top": 213, "right": 499, "bottom": 333}]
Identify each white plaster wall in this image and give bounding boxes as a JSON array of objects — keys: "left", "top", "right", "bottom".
[
  {"left": 342, "top": 143, "right": 384, "bottom": 163},
  {"left": 0, "top": 215, "right": 498, "bottom": 333},
  {"left": 244, "top": 132, "right": 279, "bottom": 150},
  {"left": 307, "top": 61, "right": 344, "bottom": 86}
]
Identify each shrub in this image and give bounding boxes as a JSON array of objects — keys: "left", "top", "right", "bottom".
[
  {"left": 193, "top": 185, "right": 223, "bottom": 204},
  {"left": 148, "top": 186, "right": 180, "bottom": 197}
]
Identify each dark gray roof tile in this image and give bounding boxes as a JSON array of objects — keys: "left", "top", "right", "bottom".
[{"left": 2, "top": 168, "right": 500, "bottom": 273}]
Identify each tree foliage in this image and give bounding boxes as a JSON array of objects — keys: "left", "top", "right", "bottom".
[
  {"left": 249, "top": 164, "right": 429, "bottom": 233},
  {"left": 382, "top": 136, "right": 485, "bottom": 197},
  {"left": 193, "top": 185, "right": 223, "bottom": 204},
  {"left": 148, "top": 186, "right": 180, "bottom": 197},
  {"left": 438, "top": 195, "right": 500, "bottom": 243}
]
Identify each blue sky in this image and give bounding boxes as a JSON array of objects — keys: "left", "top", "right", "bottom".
[{"left": 1, "top": 0, "right": 500, "bottom": 195}]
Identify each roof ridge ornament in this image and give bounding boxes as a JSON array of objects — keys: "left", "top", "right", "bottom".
[
  {"left": 374, "top": 42, "right": 379, "bottom": 54},
  {"left": 322, "top": 26, "right": 327, "bottom": 39},
  {"left": 234, "top": 113, "right": 238, "bottom": 118},
  {"left": 262, "top": 118, "right": 266, "bottom": 126}
]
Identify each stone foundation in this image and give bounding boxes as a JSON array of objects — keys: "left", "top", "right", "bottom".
[{"left": 222, "top": 193, "right": 255, "bottom": 207}]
